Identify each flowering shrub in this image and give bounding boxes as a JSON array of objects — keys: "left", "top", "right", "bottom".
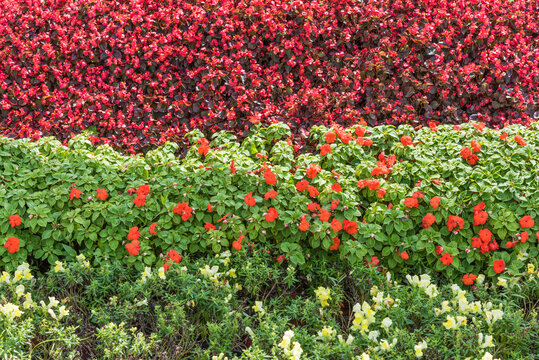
[
  {"left": 0, "top": 122, "right": 537, "bottom": 284},
  {"left": 1, "top": 252, "right": 537, "bottom": 359},
  {"left": 0, "top": 0, "right": 538, "bottom": 152}
]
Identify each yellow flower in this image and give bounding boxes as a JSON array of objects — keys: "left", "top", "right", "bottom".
[
  {"left": 442, "top": 315, "right": 457, "bottom": 330},
  {"left": 527, "top": 263, "right": 535, "bottom": 274},
  {"left": 54, "top": 261, "right": 65, "bottom": 273},
  {"left": 496, "top": 277, "right": 507, "bottom": 288},
  {"left": 314, "top": 287, "right": 331, "bottom": 307},
  {"left": 414, "top": 341, "right": 427, "bottom": 358},
  {"left": 252, "top": 301, "right": 264, "bottom": 315}
]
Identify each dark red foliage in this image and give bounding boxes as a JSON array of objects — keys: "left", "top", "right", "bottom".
[{"left": 0, "top": 0, "right": 537, "bottom": 153}]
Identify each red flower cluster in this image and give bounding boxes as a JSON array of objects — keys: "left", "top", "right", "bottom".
[
  {"left": 9, "top": 214, "right": 22, "bottom": 228},
  {"left": 471, "top": 228, "right": 498, "bottom": 254},
  {"left": 133, "top": 185, "right": 150, "bottom": 207},
  {"left": 4, "top": 236, "right": 19, "bottom": 253},
  {"left": 173, "top": 202, "right": 193, "bottom": 221}
]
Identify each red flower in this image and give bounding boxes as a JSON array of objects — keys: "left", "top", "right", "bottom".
[
  {"left": 514, "top": 135, "right": 526, "bottom": 146},
  {"left": 367, "top": 179, "right": 380, "bottom": 190},
  {"left": 276, "top": 254, "right": 286, "bottom": 263},
  {"left": 479, "top": 228, "right": 492, "bottom": 243},
  {"left": 355, "top": 126, "right": 366, "bottom": 138},
  {"left": 128, "top": 227, "right": 140, "bottom": 241},
  {"left": 149, "top": 223, "right": 157, "bottom": 235},
  {"left": 307, "top": 202, "right": 320, "bottom": 212},
  {"left": 230, "top": 160, "right": 236, "bottom": 174},
  {"left": 474, "top": 202, "right": 486, "bottom": 212},
  {"left": 462, "top": 274, "right": 477, "bottom": 286},
  {"left": 325, "top": 132, "right": 336, "bottom": 144},
  {"left": 343, "top": 219, "right": 358, "bottom": 234},
  {"left": 4, "top": 236, "right": 19, "bottom": 253},
  {"left": 265, "top": 207, "right": 279, "bottom": 222},
  {"left": 125, "top": 240, "right": 140, "bottom": 256},
  {"left": 422, "top": 213, "right": 436, "bottom": 229},
  {"left": 207, "top": 204, "right": 213, "bottom": 212},
  {"left": 198, "top": 138, "right": 210, "bottom": 156},
  {"left": 399, "top": 251, "right": 409, "bottom": 260},
  {"left": 474, "top": 211, "right": 488, "bottom": 226},
  {"left": 70, "top": 187, "right": 82, "bottom": 200},
  {"left": 168, "top": 249, "right": 182, "bottom": 263},
  {"left": 296, "top": 180, "right": 309, "bottom": 192},
  {"left": 400, "top": 136, "right": 413, "bottom": 146},
  {"left": 319, "top": 209, "right": 331, "bottom": 222},
  {"left": 363, "top": 138, "right": 373, "bottom": 146},
  {"left": 520, "top": 216, "right": 534, "bottom": 228},
  {"left": 299, "top": 215, "right": 309, "bottom": 231},
  {"left": 447, "top": 215, "right": 464, "bottom": 232},
  {"left": 471, "top": 140, "right": 481, "bottom": 153},
  {"left": 330, "top": 218, "right": 342, "bottom": 233},
  {"left": 520, "top": 231, "right": 529, "bottom": 243},
  {"left": 96, "top": 188, "right": 108, "bottom": 201},
  {"left": 436, "top": 245, "right": 444, "bottom": 255},
  {"left": 412, "top": 191, "right": 424, "bottom": 199},
  {"left": 493, "top": 259, "right": 505, "bottom": 274},
  {"left": 500, "top": 132, "right": 508, "bottom": 140},
  {"left": 204, "top": 222, "right": 216, "bottom": 231},
  {"left": 244, "top": 192, "right": 256, "bottom": 207},
  {"left": 377, "top": 188, "right": 387, "bottom": 199},
  {"left": 320, "top": 144, "right": 331, "bottom": 155},
  {"left": 232, "top": 235, "right": 244, "bottom": 251},
  {"left": 467, "top": 154, "right": 478, "bottom": 165},
  {"left": 460, "top": 147, "right": 472, "bottom": 159},
  {"left": 264, "top": 190, "right": 277, "bottom": 200},
  {"left": 472, "top": 122, "right": 485, "bottom": 132},
  {"left": 307, "top": 185, "right": 319, "bottom": 197},
  {"left": 306, "top": 164, "right": 321, "bottom": 179},
  {"left": 9, "top": 214, "right": 22, "bottom": 228},
  {"left": 173, "top": 202, "right": 193, "bottom": 221},
  {"left": 331, "top": 183, "right": 342, "bottom": 193},
  {"left": 430, "top": 197, "right": 441, "bottom": 209},
  {"left": 440, "top": 252, "right": 454, "bottom": 265},
  {"left": 471, "top": 237, "right": 482, "bottom": 249},
  {"left": 263, "top": 168, "right": 277, "bottom": 185},
  {"left": 133, "top": 194, "right": 146, "bottom": 207},
  {"left": 366, "top": 256, "right": 379, "bottom": 268},
  {"left": 329, "top": 236, "right": 340, "bottom": 251},
  {"left": 136, "top": 185, "right": 150, "bottom": 196},
  {"left": 330, "top": 200, "right": 340, "bottom": 210},
  {"left": 404, "top": 197, "right": 419, "bottom": 208}
]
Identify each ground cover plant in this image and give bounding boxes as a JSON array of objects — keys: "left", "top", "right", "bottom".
[
  {"left": 0, "top": 250, "right": 537, "bottom": 359},
  {"left": 0, "top": 0, "right": 538, "bottom": 153},
  {"left": 0, "top": 122, "right": 537, "bottom": 286}
]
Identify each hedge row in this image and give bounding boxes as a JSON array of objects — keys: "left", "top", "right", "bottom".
[
  {"left": 0, "top": 0, "right": 538, "bottom": 152},
  {"left": 1, "top": 122, "right": 537, "bottom": 282}
]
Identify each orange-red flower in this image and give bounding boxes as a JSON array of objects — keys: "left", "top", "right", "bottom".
[
  {"left": 197, "top": 138, "right": 210, "bottom": 156},
  {"left": 232, "top": 235, "right": 244, "bottom": 251},
  {"left": 306, "top": 164, "right": 321, "bottom": 179},
  {"left": 472, "top": 122, "right": 485, "bottom": 132},
  {"left": 400, "top": 136, "right": 413, "bottom": 146},
  {"left": 244, "top": 192, "right": 256, "bottom": 207},
  {"left": 168, "top": 249, "right": 182, "bottom": 263},
  {"left": 520, "top": 231, "right": 529, "bottom": 243},
  {"left": 404, "top": 197, "right": 419, "bottom": 208},
  {"left": 307, "top": 202, "right": 320, "bottom": 212},
  {"left": 264, "top": 190, "right": 277, "bottom": 200},
  {"left": 399, "top": 251, "right": 409, "bottom": 260},
  {"left": 204, "top": 222, "right": 216, "bottom": 231},
  {"left": 430, "top": 196, "right": 441, "bottom": 209},
  {"left": 462, "top": 273, "right": 477, "bottom": 285},
  {"left": 436, "top": 245, "right": 444, "bottom": 255},
  {"left": 320, "top": 144, "right": 331, "bottom": 155},
  {"left": 329, "top": 236, "right": 340, "bottom": 251},
  {"left": 4, "top": 236, "right": 19, "bottom": 253},
  {"left": 467, "top": 154, "right": 478, "bottom": 165},
  {"left": 299, "top": 215, "right": 309, "bottom": 231},
  {"left": 493, "top": 259, "right": 505, "bottom": 274},
  {"left": 128, "top": 227, "right": 140, "bottom": 241},
  {"left": 173, "top": 202, "right": 193, "bottom": 221},
  {"left": 412, "top": 191, "right": 424, "bottom": 199},
  {"left": 330, "top": 218, "right": 342, "bottom": 233},
  {"left": 422, "top": 213, "right": 436, "bottom": 229},
  {"left": 447, "top": 215, "right": 464, "bottom": 232},
  {"left": 133, "top": 194, "right": 146, "bottom": 207},
  {"left": 479, "top": 228, "right": 492, "bottom": 243},
  {"left": 70, "top": 187, "right": 82, "bottom": 200},
  {"left": 331, "top": 183, "right": 342, "bottom": 193},
  {"left": 207, "top": 204, "right": 213, "bottom": 212},
  {"left": 9, "top": 214, "right": 22, "bottom": 228},
  {"left": 230, "top": 160, "right": 236, "bottom": 174},
  {"left": 307, "top": 185, "right": 319, "bottom": 197},
  {"left": 377, "top": 188, "right": 387, "bottom": 199},
  {"left": 474, "top": 211, "right": 488, "bottom": 226},
  {"left": 440, "top": 252, "right": 454, "bottom": 265},
  {"left": 125, "top": 240, "right": 140, "bottom": 256},
  {"left": 265, "top": 207, "right": 279, "bottom": 222},
  {"left": 520, "top": 216, "right": 534, "bottom": 228},
  {"left": 319, "top": 209, "right": 331, "bottom": 222},
  {"left": 460, "top": 147, "right": 472, "bottom": 159},
  {"left": 471, "top": 140, "right": 481, "bottom": 153},
  {"left": 355, "top": 126, "right": 366, "bottom": 137},
  {"left": 325, "top": 132, "right": 336, "bottom": 144},
  {"left": 471, "top": 237, "right": 482, "bottom": 249},
  {"left": 296, "top": 180, "right": 309, "bottom": 192},
  {"left": 136, "top": 185, "right": 150, "bottom": 196},
  {"left": 499, "top": 132, "right": 508, "bottom": 140},
  {"left": 343, "top": 219, "right": 358, "bottom": 234},
  {"left": 96, "top": 188, "right": 108, "bottom": 201},
  {"left": 330, "top": 200, "right": 340, "bottom": 210},
  {"left": 514, "top": 135, "right": 526, "bottom": 146},
  {"left": 263, "top": 168, "right": 277, "bottom": 185},
  {"left": 149, "top": 223, "right": 157, "bottom": 235}
]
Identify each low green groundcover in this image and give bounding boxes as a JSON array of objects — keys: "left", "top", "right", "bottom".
[{"left": 0, "top": 250, "right": 537, "bottom": 359}]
